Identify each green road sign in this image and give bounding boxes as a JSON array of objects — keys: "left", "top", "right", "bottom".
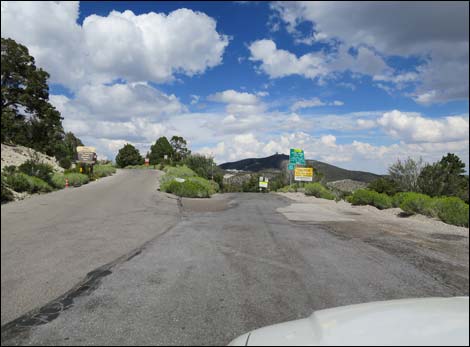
[
  {"left": 288, "top": 163, "right": 295, "bottom": 170},
  {"left": 289, "top": 148, "right": 305, "bottom": 165}
]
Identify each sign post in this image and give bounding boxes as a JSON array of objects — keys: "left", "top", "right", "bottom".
[{"left": 259, "top": 176, "right": 269, "bottom": 191}]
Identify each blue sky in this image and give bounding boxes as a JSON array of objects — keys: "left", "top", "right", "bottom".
[{"left": 1, "top": 1, "right": 469, "bottom": 173}]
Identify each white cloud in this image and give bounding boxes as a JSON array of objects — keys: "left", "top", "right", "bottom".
[
  {"left": 291, "top": 97, "right": 344, "bottom": 111},
  {"left": 207, "top": 90, "right": 259, "bottom": 105},
  {"left": 270, "top": 1, "right": 469, "bottom": 104},
  {"left": 1, "top": 2, "right": 229, "bottom": 88},
  {"left": 249, "top": 39, "right": 390, "bottom": 82},
  {"left": 377, "top": 110, "right": 469, "bottom": 143},
  {"left": 207, "top": 90, "right": 266, "bottom": 115}
]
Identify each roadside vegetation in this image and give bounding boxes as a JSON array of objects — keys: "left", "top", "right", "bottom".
[
  {"left": 1, "top": 160, "right": 116, "bottom": 203},
  {"left": 350, "top": 154, "right": 469, "bottom": 227},
  {"left": 276, "top": 153, "right": 468, "bottom": 227},
  {"left": 159, "top": 165, "right": 219, "bottom": 198}
]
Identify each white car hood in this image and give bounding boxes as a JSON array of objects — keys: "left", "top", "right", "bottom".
[{"left": 229, "top": 297, "right": 469, "bottom": 346}]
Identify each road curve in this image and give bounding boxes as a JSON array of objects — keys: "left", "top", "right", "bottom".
[{"left": 1, "top": 169, "right": 179, "bottom": 325}]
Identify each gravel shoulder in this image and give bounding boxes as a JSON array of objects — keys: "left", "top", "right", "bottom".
[{"left": 277, "top": 192, "right": 469, "bottom": 294}]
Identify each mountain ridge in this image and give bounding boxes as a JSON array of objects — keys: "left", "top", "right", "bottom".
[{"left": 219, "top": 153, "right": 381, "bottom": 183}]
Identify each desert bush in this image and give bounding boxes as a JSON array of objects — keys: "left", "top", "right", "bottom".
[
  {"left": 51, "top": 172, "right": 90, "bottom": 188},
  {"left": 18, "top": 160, "right": 54, "bottom": 185},
  {"left": 304, "top": 182, "right": 335, "bottom": 200},
  {"left": 399, "top": 192, "right": 437, "bottom": 217},
  {"left": 368, "top": 177, "right": 401, "bottom": 196},
  {"left": 1, "top": 175, "right": 15, "bottom": 203},
  {"left": 392, "top": 192, "right": 410, "bottom": 208},
  {"left": 93, "top": 164, "right": 116, "bottom": 177},
  {"left": 5, "top": 173, "right": 31, "bottom": 192},
  {"left": 349, "top": 189, "right": 392, "bottom": 209},
  {"left": 160, "top": 177, "right": 216, "bottom": 198},
  {"left": 2, "top": 165, "right": 17, "bottom": 175},
  {"left": 160, "top": 165, "right": 219, "bottom": 198},
  {"left": 433, "top": 197, "right": 469, "bottom": 227},
  {"left": 5, "top": 173, "right": 52, "bottom": 193}
]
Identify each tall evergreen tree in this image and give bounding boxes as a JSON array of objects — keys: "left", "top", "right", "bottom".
[
  {"left": 1, "top": 37, "right": 64, "bottom": 155},
  {"left": 149, "top": 136, "right": 174, "bottom": 165}
]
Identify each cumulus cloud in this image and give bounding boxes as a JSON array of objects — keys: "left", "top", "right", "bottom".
[
  {"left": 270, "top": 1, "right": 469, "bottom": 104},
  {"left": 207, "top": 90, "right": 259, "bottom": 105},
  {"left": 249, "top": 39, "right": 390, "bottom": 82},
  {"left": 377, "top": 110, "right": 469, "bottom": 143},
  {"left": 291, "top": 97, "right": 344, "bottom": 111},
  {"left": 1, "top": 2, "right": 229, "bottom": 88}
]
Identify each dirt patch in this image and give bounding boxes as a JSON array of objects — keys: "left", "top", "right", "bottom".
[
  {"left": 182, "top": 197, "right": 230, "bottom": 212},
  {"left": 429, "top": 233, "right": 467, "bottom": 241}
]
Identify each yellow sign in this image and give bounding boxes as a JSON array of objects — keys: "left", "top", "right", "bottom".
[
  {"left": 294, "top": 167, "right": 313, "bottom": 182},
  {"left": 76, "top": 146, "right": 96, "bottom": 153}
]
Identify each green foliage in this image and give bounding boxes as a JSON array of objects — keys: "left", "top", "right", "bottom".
[
  {"left": 18, "top": 160, "right": 54, "bottom": 185},
  {"left": 182, "top": 154, "right": 224, "bottom": 188},
  {"left": 1, "top": 38, "right": 65, "bottom": 156},
  {"left": 5, "top": 173, "right": 31, "bottom": 192},
  {"left": 160, "top": 165, "right": 219, "bottom": 197},
  {"left": 50, "top": 172, "right": 91, "bottom": 188},
  {"left": 93, "top": 164, "right": 116, "bottom": 178},
  {"left": 170, "top": 136, "right": 190, "bottom": 162},
  {"left": 115, "top": 143, "right": 143, "bottom": 168},
  {"left": 349, "top": 189, "right": 392, "bottom": 209},
  {"left": 5, "top": 173, "right": 52, "bottom": 193},
  {"left": 388, "top": 157, "right": 424, "bottom": 192},
  {"left": 399, "top": 193, "right": 436, "bottom": 217},
  {"left": 368, "top": 177, "right": 400, "bottom": 196},
  {"left": 1, "top": 174, "right": 15, "bottom": 203},
  {"left": 304, "top": 182, "right": 335, "bottom": 200},
  {"left": 392, "top": 192, "right": 410, "bottom": 208},
  {"left": 418, "top": 153, "right": 468, "bottom": 202},
  {"left": 58, "top": 156, "right": 72, "bottom": 170},
  {"left": 2, "top": 165, "right": 17, "bottom": 175},
  {"left": 149, "top": 136, "right": 174, "bottom": 165},
  {"left": 433, "top": 197, "right": 469, "bottom": 227}
]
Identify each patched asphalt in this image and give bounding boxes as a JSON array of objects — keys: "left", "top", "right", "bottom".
[{"left": 2, "top": 192, "right": 467, "bottom": 346}]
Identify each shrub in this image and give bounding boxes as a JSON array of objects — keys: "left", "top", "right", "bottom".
[
  {"left": 349, "top": 189, "right": 392, "bottom": 209},
  {"left": 93, "top": 164, "right": 116, "bottom": 177},
  {"left": 304, "top": 182, "right": 335, "bottom": 200},
  {"left": 1, "top": 175, "right": 15, "bottom": 203},
  {"left": 18, "top": 160, "right": 54, "bottom": 185},
  {"left": 399, "top": 192, "right": 436, "bottom": 217},
  {"left": 392, "top": 192, "right": 410, "bottom": 208},
  {"left": 2, "top": 165, "right": 17, "bottom": 175},
  {"left": 160, "top": 177, "right": 216, "bottom": 198},
  {"left": 5, "top": 173, "right": 52, "bottom": 193},
  {"left": 58, "top": 157, "right": 72, "bottom": 169},
  {"left": 5, "top": 173, "right": 31, "bottom": 192},
  {"left": 51, "top": 173, "right": 90, "bottom": 188},
  {"left": 368, "top": 177, "right": 401, "bottom": 196},
  {"left": 27, "top": 176, "right": 53, "bottom": 193},
  {"left": 159, "top": 165, "right": 220, "bottom": 197},
  {"left": 64, "top": 173, "right": 89, "bottom": 187},
  {"left": 433, "top": 197, "right": 469, "bottom": 227}
]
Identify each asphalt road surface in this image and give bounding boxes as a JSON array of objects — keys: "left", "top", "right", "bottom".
[
  {"left": 1, "top": 169, "right": 179, "bottom": 326},
  {"left": 1, "top": 178, "right": 467, "bottom": 346}
]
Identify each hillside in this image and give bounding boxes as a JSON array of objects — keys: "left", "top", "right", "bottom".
[
  {"left": 219, "top": 153, "right": 381, "bottom": 183},
  {"left": 1, "top": 144, "right": 64, "bottom": 172}
]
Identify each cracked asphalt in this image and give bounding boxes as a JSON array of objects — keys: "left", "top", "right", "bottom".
[{"left": 2, "top": 187, "right": 467, "bottom": 346}]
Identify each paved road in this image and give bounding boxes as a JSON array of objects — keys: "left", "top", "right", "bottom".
[
  {"left": 1, "top": 169, "right": 179, "bottom": 326},
  {"left": 2, "top": 192, "right": 466, "bottom": 346}
]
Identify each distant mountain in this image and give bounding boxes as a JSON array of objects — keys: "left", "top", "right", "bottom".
[{"left": 219, "top": 153, "right": 381, "bottom": 183}]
